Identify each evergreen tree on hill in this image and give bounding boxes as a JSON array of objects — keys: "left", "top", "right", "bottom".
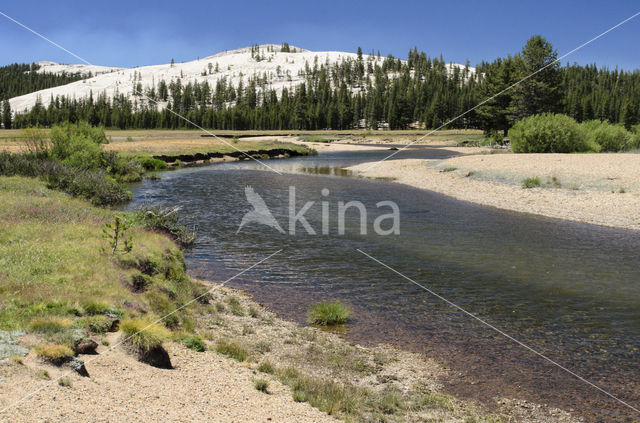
[
  {"left": 2, "top": 100, "right": 11, "bottom": 129},
  {"left": 510, "top": 35, "right": 563, "bottom": 121}
]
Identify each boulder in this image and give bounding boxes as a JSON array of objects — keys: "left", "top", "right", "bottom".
[
  {"left": 138, "top": 346, "right": 172, "bottom": 369},
  {"left": 66, "top": 357, "right": 89, "bottom": 377},
  {"left": 105, "top": 313, "right": 121, "bottom": 332},
  {"left": 74, "top": 338, "right": 99, "bottom": 355},
  {"left": 68, "top": 329, "right": 98, "bottom": 355},
  {"left": 0, "top": 330, "right": 28, "bottom": 360}
]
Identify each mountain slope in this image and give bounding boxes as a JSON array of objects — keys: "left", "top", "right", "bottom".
[{"left": 8, "top": 44, "right": 473, "bottom": 114}]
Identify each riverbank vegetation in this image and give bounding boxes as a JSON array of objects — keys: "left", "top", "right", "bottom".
[
  {"left": 509, "top": 113, "right": 640, "bottom": 153},
  {"left": 0, "top": 122, "right": 315, "bottom": 204}
]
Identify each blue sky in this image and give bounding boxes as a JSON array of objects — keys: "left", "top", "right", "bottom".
[{"left": 1, "top": 1, "right": 639, "bottom": 70}]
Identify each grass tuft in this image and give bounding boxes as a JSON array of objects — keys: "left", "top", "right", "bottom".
[
  {"left": 225, "top": 296, "right": 245, "bottom": 316},
  {"left": 82, "top": 315, "right": 113, "bottom": 334},
  {"left": 522, "top": 177, "right": 541, "bottom": 188},
  {"left": 34, "top": 344, "right": 74, "bottom": 363},
  {"left": 120, "top": 318, "right": 170, "bottom": 352},
  {"left": 215, "top": 339, "right": 248, "bottom": 362},
  {"left": 258, "top": 361, "right": 274, "bottom": 374},
  {"left": 27, "top": 317, "right": 74, "bottom": 334},
  {"left": 253, "top": 378, "right": 270, "bottom": 393},
  {"left": 36, "top": 369, "right": 50, "bottom": 379},
  {"left": 182, "top": 335, "right": 206, "bottom": 352},
  {"left": 308, "top": 301, "right": 350, "bottom": 326},
  {"left": 58, "top": 377, "right": 72, "bottom": 387}
]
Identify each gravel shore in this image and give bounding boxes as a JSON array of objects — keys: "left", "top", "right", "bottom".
[{"left": 348, "top": 151, "right": 640, "bottom": 231}]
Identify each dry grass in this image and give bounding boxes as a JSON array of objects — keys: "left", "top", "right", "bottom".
[
  {"left": 34, "top": 344, "right": 74, "bottom": 362},
  {"left": 120, "top": 318, "right": 171, "bottom": 352},
  {"left": 0, "top": 128, "right": 482, "bottom": 154}
]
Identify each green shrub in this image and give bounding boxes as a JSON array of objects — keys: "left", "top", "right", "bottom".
[
  {"left": 0, "top": 152, "right": 41, "bottom": 177},
  {"left": 581, "top": 120, "right": 634, "bottom": 152},
  {"left": 509, "top": 113, "right": 596, "bottom": 153},
  {"left": 308, "top": 301, "right": 350, "bottom": 326},
  {"left": 0, "top": 123, "right": 133, "bottom": 206},
  {"left": 522, "top": 177, "right": 541, "bottom": 188},
  {"left": 50, "top": 122, "right": 105, "bottom": 170},
  {"left": 254, "top": 378, "right": 270, "bottom": 393},
  {"left": 40, "top": 160, "right": 132, "bottom": 205},
  {"left": 183, "top": 335, "right": 206, "bottom": 352},
  {"left": 102, "top": 151, "right": 144, "bottom": 183},
  {"left": 134, "top": 156, "right": 168, "bottom": 172},
  {"left": 82, "top": 315, "right": 113, "bottom": 334},
  {"left": 215, "top": 339, "right": 248, "bottom": 362},
  {"left": 120, "top": 318, "right": 170, "bottom": 352},
  {"left": 134, "top": 207, "right": 195, "bottom": 247}
]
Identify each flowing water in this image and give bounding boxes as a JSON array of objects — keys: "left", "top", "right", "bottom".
[{"left": 127, "top": 148, "right": 640, "bottom": 421}]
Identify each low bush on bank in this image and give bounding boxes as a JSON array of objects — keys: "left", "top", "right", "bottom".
[
  {"left": 0, "top": 122, "right": 154, "bottom": 205},
  {"left": 582, "top": 120, "right": 636, "bottom": 152},
  {"left": 134, "top": 207, "right": 196, "bottom": 247},
  {"left": 509, "top": 113, "right": 595, "bottom": 153},
  {"left": 308, "top": 301, "right": 350, "bottom": 326},
  {"left": 509, "top": 113, "right": 639, "bottom": 153}
]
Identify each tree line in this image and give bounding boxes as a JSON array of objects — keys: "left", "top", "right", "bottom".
[
  {"left": 4, "top": 37, "right": 640, "bottom": 132},
  {"left": 0, "top": 62, "right": 89, "bottom": 129}
]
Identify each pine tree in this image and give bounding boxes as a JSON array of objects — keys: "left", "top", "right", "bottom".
[
  {"left": 510, "top": 35, "right": 562, "bottom": 120},
  {"left": 476, "top": 56, "right": 519, "bottom": 135},
  {"left": 2, "top": 100, "right": 11, "bottom": 129}
]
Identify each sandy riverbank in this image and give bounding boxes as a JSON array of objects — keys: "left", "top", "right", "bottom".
[
  {"left": 348, "top": 151, "right": 640, "bottom": 231},
  {"left": 0, "top": 284, "right": 579, "bottom": 423}
]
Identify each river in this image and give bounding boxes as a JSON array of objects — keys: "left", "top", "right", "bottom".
[{"left": 126, "top": 147, "right": 640, "bottom": 422}]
